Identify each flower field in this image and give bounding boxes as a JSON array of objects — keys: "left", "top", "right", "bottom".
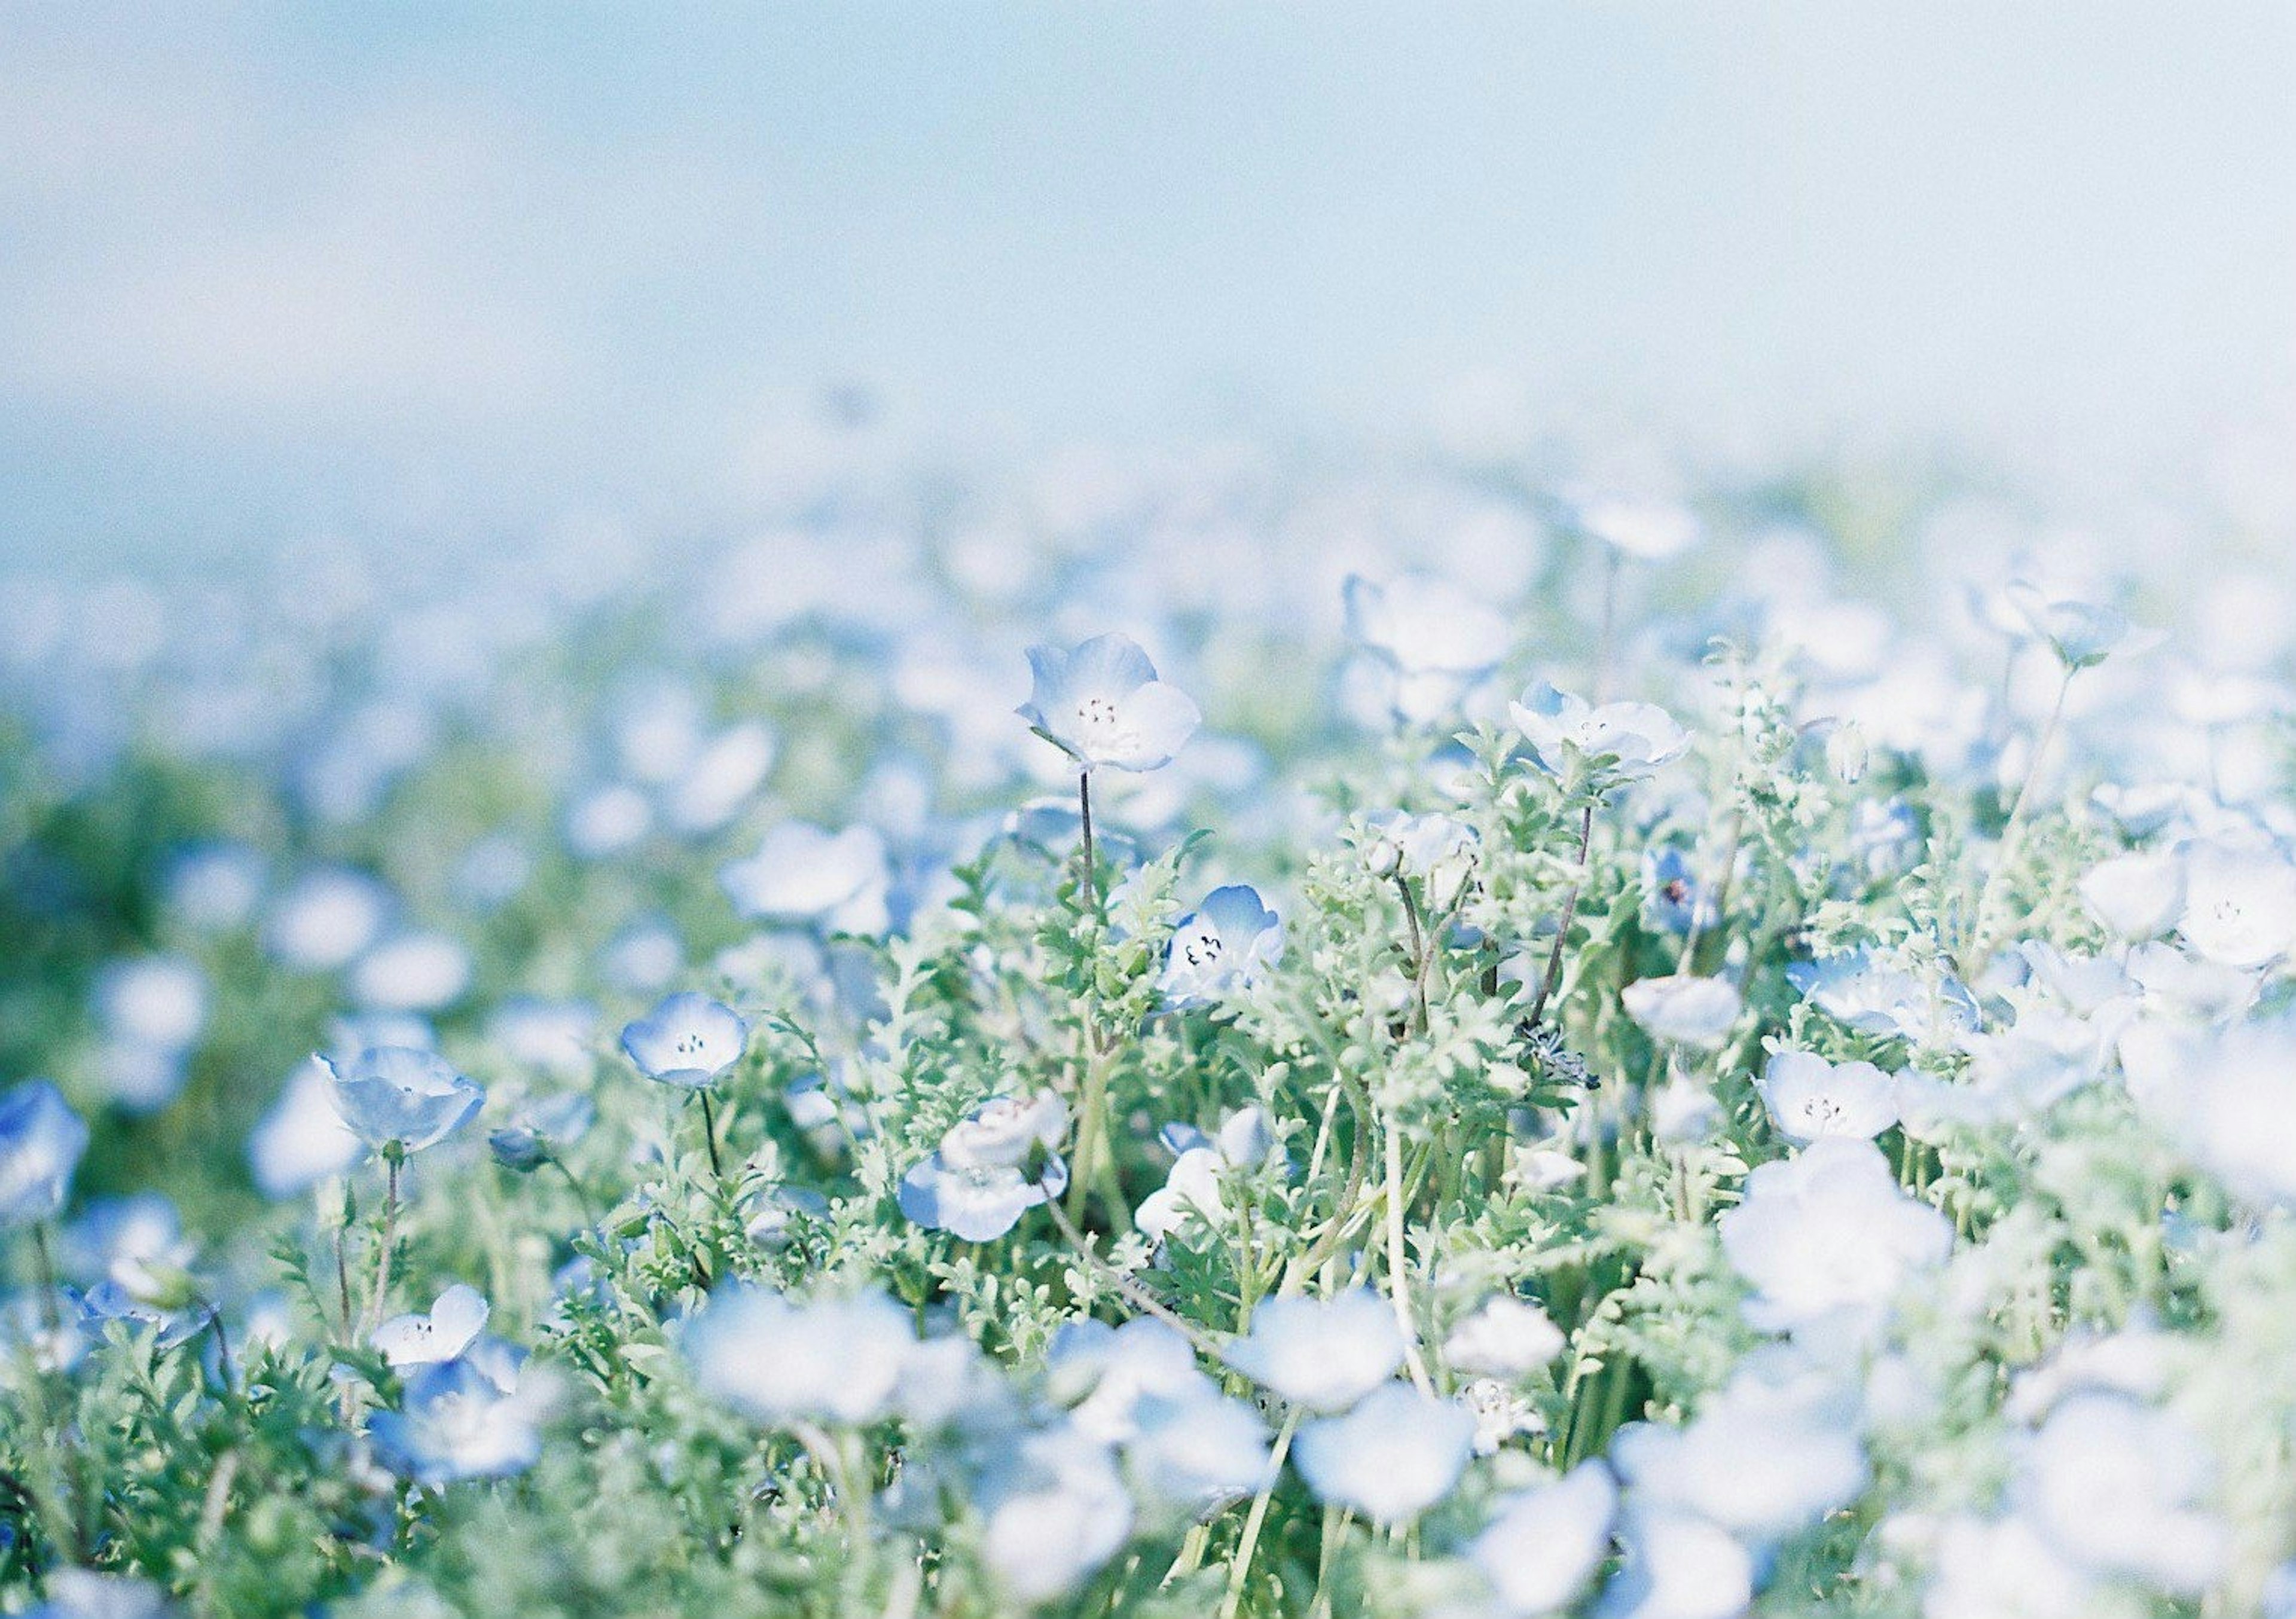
[{"left": 2, "top": 442, "right": 2294, "bottom": 1618}]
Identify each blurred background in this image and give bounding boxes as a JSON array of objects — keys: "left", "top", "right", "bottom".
[{"left": 2, "top": 2, "right": 2291, "bottom": 573}]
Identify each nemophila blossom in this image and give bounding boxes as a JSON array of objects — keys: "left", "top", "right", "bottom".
[
  {"left": 720, "top": 821, "right": 891, "bottom": 936},
  {"left": 1470, "top": 1462, "right": 1619, "bottom": 1617},
  {"left": 1511, "top": 683, "right": 1689, "bottom": 780},
  {"left": 1718, "top": 1137, "right": 1952, "bottom": 1340},
  {"left": 685, "top": 1286, "right": 914, "bottom": 1426},
  {"left": 0, "top": 1080, "right": 89, "bottom": 1228},
  {"left": 1363, "top": 810, "right": 1479, "bottom": 909},
  {"left": 1639, "top": 846, "right": 1713, "bottom": 934},
  {"left": 1157, "top": 884, "right": 1282, "bottom": 1009},
  {"left": 619, "top": 991, "right": 749, "bottom": 1089},
  {"left": 2176, "top": 835, "right": 2296, "bottom": 969},
  {"left": 23, "top": 1570, "right": 173, "bottom": 1619},
  {"left": 371, "top": 1340, "right": 552, "bottom": 1487},
  {"left": 1342, "top": 573, "right": 1514, "bottom": 723},
  {"left": 1460, "top": 1377, "right": 1544, "bottom": 1454},
  {"left": 1049, "top": 1316, "right": 1203, "bottom": 1443},
  {"left": 899, "top": 1092, "right": 1068, "bottom": 1241},
  {"left": 2141, "top": 1016, "right": 2296, "bottom": 1207},
  {"left": 2002, "top": 581, "right": 2148, "bottom": 671},
  {"left": 486, "top": 997, "right": 597, "bottom": 1079},
  {"left": 1137, "top": 1105, "right": 1285, "bottom": 1246},
  {"left": 975, "top": 1425, "right": 1134, "bottom": 1605},
  {"left": 263, "top": 866, "right": 391, "bottom": 973},
  {"left": 1597, "top": 1507, "right": 1755, "bottom": 1619},
  {"left": 1223, "top": 1290, "right": 1405, "bottom": 1412},
  {"left": 1787, "top": 948, "right": 1979, "bottom": 1044},
  {"left": 1610, "top": 1350, "right": 1866, "bottom": 1547},
  {"left": 2012, "top": 1393, "right": 2228, "bottom": 1594},
  {"left": 487, "top": 1092, "right": 595, "bottom": 1174},
  {"left": 1016, "top": 633, "right": 1200, "bottom": 772},
  {"left": 1758, "top": 1050, "right": 1899, "bottom": 1143},
  {"left": 78, "top": 1278, "right": 213, "bottom": 1350},
  {"left": 2079, "top": 848, "right": 2184, "bottom": 941},
  {"left": 248, "top": 1056, "right": 367, "bottom": 1197},
  {"left": 1293, "top": 1383, "right": 1475, "bottom": 1525},
  {"left": 1620, "top": 974, "right": 1740, "bottom": 1050},
  {"left": 1443, "top": 1293, "right": 1565, "bottom": 1380},
  {"left": 322, "top": 1047, "right": 483, "bottom": 1155},
  {"left": 1576, "top": 493, "right": 1702, "bottom": 560},
  {"left": 373, "top": 1284, "right": 490, "bottom": 1368},
  {"left": 1123, "top": 1387, "right": 1271, "bottom": 1522}
]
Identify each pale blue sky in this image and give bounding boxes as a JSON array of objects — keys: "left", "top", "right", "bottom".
[{"left": 2, "top": 4, "right": 2290, "bottom": 565}]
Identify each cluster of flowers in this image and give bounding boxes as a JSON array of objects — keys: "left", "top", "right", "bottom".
[{"left": 1, "top": 434, "right": 2295, "bottom": 1619}]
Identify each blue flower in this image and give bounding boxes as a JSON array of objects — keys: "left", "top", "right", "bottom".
[
  {"left": 1786, "top": 949, "right": 1980, "bottom": 1043},
  {"left": 1510, "top": 683, "right": 1689, "bottom": 781},
  {"left": 1018, "top": 634, "right": 1201, "bottom": 773},
  {"left": 1158, "top": 885, "right": 1283, "bottom": 1009},
  {"left": 0, "top": 1080, "right": 89, "bottom": 1229},
  {"left": 370, "top": 1339, "right": 550, "bottom": 1486},
  {"left": 1222, "top": 1290, "right": 1405, "bottom": 1413},
  {"left": 487, "top": 1092, "right": 595, "bottom": 1172},
  {"left": 23, "top": 1570, "right": 173, "bottom": 1619},
  {"left": 619, "top": 992, "right": 749, "bottom": 1090},
  {"left": 372, "top": 1283, "right": 491, "bottom": 1368},
  {"left": 1342, "top": 574, "right": 1513, "bottom": 724},
  {"left": 1293, "top": 1383, "right": 1476, "bottom": 1525},
  {"left": 77, "top": 1279, "right": 215, "bottom": 1351},
  {"left": 720, "top": 821, "right": 891, "bottom": 936},
  {"left": 684, "top": 1286, "right": 915, "bottom": 1426},
  {"left": 899, "top": 1092, "right": 1068, "bottom": 1242},
  {"left": 321, "top": 1046, "right": 484, "bottom": 1154},
  {"left": 1639, "top": 847, "right": 1711, "bottom": 935}
]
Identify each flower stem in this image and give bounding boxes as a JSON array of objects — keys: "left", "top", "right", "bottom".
[
  {"left": 1382, "top": 1111, "right": 1436, "bottom": 1397},
  {"left": 368, "top": 1153, "right": 402, "bottom": 1334},
  {"left": 1220, "top": 1407, "right": 1301, "bottom": 1619},
  {"left": 1077, "top": 768, "right": 1098, "bottom": 914},
  {"left": 1965, "top": 669, "right": 2072, "bottom": 972},
  {"left": 1528, "top": 801, "right": 1598, "bottom": 1025},
  {"left": 28, "top": 1221, "right": 62, "bottom": 1337},
  {"left": 697, "top": 1089, "right": 726, "bottom": 1184}
]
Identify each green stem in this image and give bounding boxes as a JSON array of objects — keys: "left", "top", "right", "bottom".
[
  {"left": 1382, "top": 1111, "right": 1436, "bottom": 1396},
  {"left": 1220, "top": 1408, "right": 1301, "bottom": 1619}
]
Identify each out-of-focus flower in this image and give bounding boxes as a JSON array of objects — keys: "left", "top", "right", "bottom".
[
  {"left": 1158, "top": 885, "right": 1283, "bottom": 1009},
  {"left": 1471, "top": 1462, "right": 1618, "bottom": 1617},
  {"left": 2013, "top": 1393, "right": 2227, "bottom": 1593},
  {"left": 2079, "top": 850, "right": 2184, "bottom": 942},
  {"left": 0, "top": 1080, "right": 89, "bottom": 1229},
  {"left": 1622, "top": 975, "right": 1741, "bottom": 1050},
  {"left": 1443, "top": 1294, "right": 1565, "bottom": 1380},
  {"left": 1364, "top": 810, "right": 1480, "bottom": 910},
  {"left": 249, "top": 1058, "right": 368, "bottom": 1198},
  {"left": 2003, "top": 581, "right": 2147, "bottom": 671},
  {"left": 1787, "top": 949, "right": 1979, "bottom": 1044},
  {"left": 1758, "top": 1050, "right": 1900, "bottom": 1143},
  {"left": 619, "top": 992, "right": 749, "bottom": 1090},
  {"left": 371, "top": 1340, "right": 552, "bottom": 1486},
  {"left": 1343, "top": 573, "right": 1514, "bottom": 723},
  {"left": 1577, "top": 494, "right": 1702, "bottom": 560},
  {"left": 1512, "top": 683, "right": 1689, "bottom": 781},
  {"left": 976, "top": 1426, "right": 1134, "bottom": 1604},
  {"left": 1292, "top": 1383, "right": 1475, "bottom": 1525},
  {"left": 24, "top": 1570, "right": 174, "bottom": 1619},
  {"left": 1223, "top": 1290, "right": 1405, "bottom": 1412},
  {"left": 488, "top": 1093, "right": 595, "bottom": 1173},
  {"left": 1137, "top": 1106, "right": 1285, "bottom": 1246},
  {"left": 1596, "top": 1507, "right": 1754, "bottom": 1619},
  {"left": 322, "top": 1047, "right": 484, "bottom": 1155},
  {"left": 685, "top": 1286, "right": 914, "bottom": 1426},
  {"left": 1718, "top": 1137, "right": 1951, "bottom": 1339},
  {"left": 1017, "top": 633, "right": 1200, "bottom": 773},
  {"left": 721, "top": 821, "right": 892, "bottom": 936}
]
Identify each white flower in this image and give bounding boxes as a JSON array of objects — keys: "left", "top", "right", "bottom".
[
  {"left": 2163, "top": 1017, "right": 2296, "bottom": 1207},
  {"left": 2013, "top": 1394, "right": 2227, "bottom": 1593},
  {"left": 1718, "top": 1138, "right": 1951, "bottom": 1339},
  {"left": 1292, "top": 1383, "right": 1474, "bottom": 1525},
  {"left": 2176, "top": 836, "right": 2296, "bottom": 969},
  {"left": 1577, "top": 494, "right": 1701, "bottom": 560},
  {"left": 1622, "top": 975, "right": 1741, "bottom": 1050},
  {"left": 2003, "top": 581, "right": 2147, "bottom": 671},
  {"left": 1344, "top": 573, "right": 1514, "bottom": 723},
  {"left": 2078, "top": 850, "right": 2184, "bottom": 942},
  {"left": 683, "top": 1287, "right": 914, "bottom": 1426},
  {"left": 1919, "top": 1513, "right": 2097, "bottom": 1619},
  {"left": 977, "top": 1426, "right": 1134, "bottom": 1605},
  {"left": 1470, "top": 1464, "right": 1617, "bottom": 1617},
  {"left": 1017, "top": 633, "right": 1201, "bottom": 773},
  {"left": 1443, "top": 1294, "right": 1565, "bottom": 1380},
  {"left": 1124, "top": 1390, "right": 1271, "bottom": 1521},
  {"left": 1758, "top": 1050, "right": 1900, "bottom": 1143},
  {"left": 1222, "top": 1290, "right": 1405, "bottom": 1412},
  {"left": 1512, "top": 683, "right": 1689, "bottom": 781},
  {"left": 720, "top": 821, "right": 891, "bottom": 936},
  {"left": 371, "top": 1284, "right": 490, "bottom": 1368},
  {"left": 1597, "top": 1507, "right": 1753, "bottom": 1619}
]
